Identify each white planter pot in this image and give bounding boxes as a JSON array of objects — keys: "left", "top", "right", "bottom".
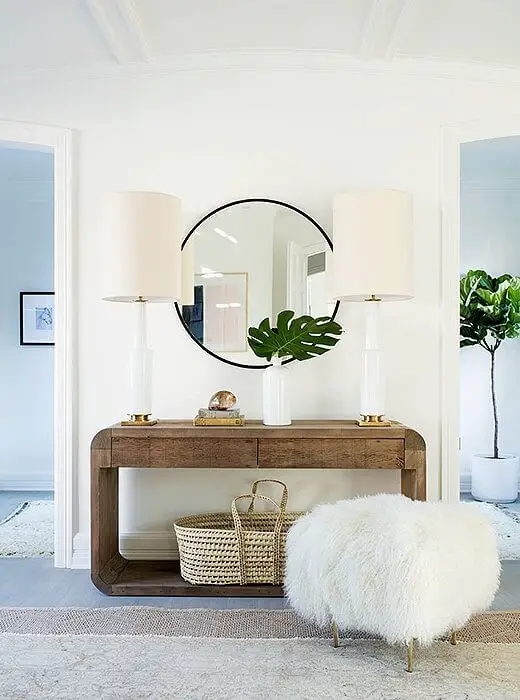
[
  {"left": 262, "top": 357, "right": 291, "bottom": 426},
  {"left": 471, "top": 454, "right": 519, "bottom": 503}
]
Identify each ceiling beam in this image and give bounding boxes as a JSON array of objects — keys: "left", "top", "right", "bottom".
[
  {"left": 359, "top": 0, "right": 418, "bottom": 61},
  {"left": 385, "top": 0, "right": 419, "bottom": 61},
  {"left": 360, "top": 0, "right": 391, "bottom": 59},
  {"left": 86, "top": 0, "right": 151, "bottom": 65},
  {"left": 117, "top": 0, "right": 152, "bottom": 62}
]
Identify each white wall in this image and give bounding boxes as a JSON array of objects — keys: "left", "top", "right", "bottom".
[
  {"left": 2, "top": 62, "right": 520, "bottom": 562},
  {"left": 460, "top": 139, "right": 520, "bottom": 489},
  {"left": 0, "top": 147, "right": 54, "bottom": 489}
]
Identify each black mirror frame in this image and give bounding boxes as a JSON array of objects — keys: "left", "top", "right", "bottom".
[{"left": 174, "top": 197, "right": 340, "bottom": 369}]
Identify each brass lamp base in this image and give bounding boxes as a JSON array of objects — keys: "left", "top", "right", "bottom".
[
  {"left": 357, "top": 414, "right": 392, "bottom": 427},
  {"left": 121, "top": 414, "right": 157, "bottom": 427}
]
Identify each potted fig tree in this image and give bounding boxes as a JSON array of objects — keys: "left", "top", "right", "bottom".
[{"left": 460, "top": 269, "right": 520, "bottom": 502}]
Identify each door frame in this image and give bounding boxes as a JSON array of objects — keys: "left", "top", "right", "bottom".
[
  {"left": 440, "top": 115, "right": 520, "bottom": 502},
  {"left": 0, "top": 120, "right": 76, "bottom": 567}
]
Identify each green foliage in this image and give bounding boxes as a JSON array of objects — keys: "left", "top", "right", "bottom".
[
  {"left": 247, "top": 310, "right": 343, "bottom": 362},
  {"left": 460, "top": 269, "right": 520, "bottom": 350},
  {"left": 460, "top": 269, "right": 520, "bottom": 458}
]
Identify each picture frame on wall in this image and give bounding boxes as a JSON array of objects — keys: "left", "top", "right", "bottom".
[{"left": 20, "top": 292, "right": 55, "bottom": 346}]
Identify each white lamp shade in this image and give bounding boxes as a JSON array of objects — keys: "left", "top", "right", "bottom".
[
  {"left": 332, "top": 189, "right": 414, "bottom": 301},
  {"left": 100, "top": 191, "right": 182, "bottom": 302},
  {"left": 181, "top": 237, "right": 195, "bottom": 306}
]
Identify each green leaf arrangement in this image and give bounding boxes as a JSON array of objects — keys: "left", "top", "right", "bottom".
[
  {"left": 247, "top": 310, "right": 343, "bottom": 362},
  {"left": 460, "top": 269, "right": 520, "bottom": 349},
  {"left": 460, "top": 269, "right": 520, "bottom": 458}
]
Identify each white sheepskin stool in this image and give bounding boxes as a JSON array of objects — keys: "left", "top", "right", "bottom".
[{"left": 285, "top": 494, "right": 500, "bottom": 671}]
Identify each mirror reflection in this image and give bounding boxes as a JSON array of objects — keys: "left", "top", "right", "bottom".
[{"left": 178, "top": 199, "right": 336, "bottom": 367}]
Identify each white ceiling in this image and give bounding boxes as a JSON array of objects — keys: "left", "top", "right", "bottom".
[{"left": 1, "top": 0, "right": 520, "bottom": 83}]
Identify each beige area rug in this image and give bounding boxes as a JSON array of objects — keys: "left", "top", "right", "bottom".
[
  {"left": 0, "top": 634, "right": 519, "bottom": 699},
  {"left": 0, "top": 609, "right": 519, "bottom": 699},
  {"left": 0, "top": 607, "right": 519, "bottom": 642}
]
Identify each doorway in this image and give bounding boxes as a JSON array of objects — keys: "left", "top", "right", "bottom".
[
  {"left": 0, "top": 121, "right": 75, "bottom": 568},
  {"left": 458, "top": 136, "right": 520, "bottom": 560},
  {"left": 0, "top": 145, "right": 55, "bottom": 558},
  {"left": 441, "top": 120, "right": 520, "bottom": 583}
]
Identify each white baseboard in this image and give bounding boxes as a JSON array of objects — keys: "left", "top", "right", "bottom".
[
  {"left": 0, "top": 479, "right": 53, "bottom": 491},
  {"left": 71, "top": 531, "right": 90, "bottom": 569},
  {"left": 460, "top": 473, "right": 471, "bottom": 493},
  {"left": 120, "top": 531, "right": 178, "bottom": 560},
  {"left": 70, "top": 530, "right": 178, "bottom": 569}
]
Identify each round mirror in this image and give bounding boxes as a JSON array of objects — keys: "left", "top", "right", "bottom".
[{"left": 175, "top": 198, "right": 339, "bottom": 368}]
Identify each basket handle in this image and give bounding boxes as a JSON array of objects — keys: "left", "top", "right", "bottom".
[
  {"left": 248, "top": 480, "right": 288, "bottom": 515},
  {"left": 231, "top": 493, "right": 284, "bottom": 586}
]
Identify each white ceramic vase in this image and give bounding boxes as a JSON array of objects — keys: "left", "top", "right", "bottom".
[
  {"left": 471, "top": 454, "right": 519, "bottom": 503},
  {"left": 262, "top": 356, "right": 291, "bottom": 426}
]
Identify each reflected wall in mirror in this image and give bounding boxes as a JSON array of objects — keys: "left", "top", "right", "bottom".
[{"left": 176, "top": 198, "right": 339, "bottom": 368}]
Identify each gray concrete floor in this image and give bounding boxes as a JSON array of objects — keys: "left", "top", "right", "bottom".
[
  {"left": 0, "top": 558, "right": 518, "bottom": 610},
  {"left": 0, "top": 491, "right": 518, "bottom": 610}
]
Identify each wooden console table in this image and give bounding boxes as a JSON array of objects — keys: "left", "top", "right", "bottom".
[{"left": 91, "top": 420, "right": 425, "bottom": 597}]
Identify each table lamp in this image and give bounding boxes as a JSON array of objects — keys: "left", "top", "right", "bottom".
[
  {"left": 332, "top": 189, "right": 414, "bottom": 426},
  {"left": 100, "top": 191, "right": 182, "bottom": 426}
]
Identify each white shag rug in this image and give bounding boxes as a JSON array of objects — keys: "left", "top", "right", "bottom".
[
  {"left": 467, "top": 501, "right": 520, "bottom": 559},
  {"left": 0, "top": 634, "right": 518, "bottom": 699},
  {"left": 0, "top": 501, "right": 53, "bottom": 557}
]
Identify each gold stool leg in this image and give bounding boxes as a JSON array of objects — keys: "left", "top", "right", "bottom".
[
  {"left": 450, "top": 631, "right": 457, "bottom": 646},
  {"left": 407, "top": 639, "right": 414, "bottom": 673},
  {"left": 332, "top": 622, "right": 339, "bottom": 648}
]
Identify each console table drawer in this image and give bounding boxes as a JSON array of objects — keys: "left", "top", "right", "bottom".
[
  {"left": 257, "top": 438, "right": 404, "bottom": 469},
  {"left": 112, "top": 437, "right": 258, "bottom": 468}
]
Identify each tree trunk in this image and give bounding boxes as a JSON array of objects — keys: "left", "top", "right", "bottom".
[{"left": 490, "top": 350, "right": 499, "bottom": 459}]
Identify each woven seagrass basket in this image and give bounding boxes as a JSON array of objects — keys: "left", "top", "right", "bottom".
[{"left": 173, "top": 480, "right": 304, "bottom": 586}]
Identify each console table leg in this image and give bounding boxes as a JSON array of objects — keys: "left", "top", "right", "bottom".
[
  {"left": 404, "top": 429, "right": 426, "bottom": 500},
  {"left": 91, "top": 430, "right": 120, "bottom": 593},
  {"left": 401, "top": 470, "right": 417, "bottom": 500}
]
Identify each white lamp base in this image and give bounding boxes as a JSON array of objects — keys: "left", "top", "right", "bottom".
[
  {"left": 358, "top": 300, "right": 391, "bottom": 427},
  {"left": 122, "top": 300, "right": 155, "bottom": 426}
]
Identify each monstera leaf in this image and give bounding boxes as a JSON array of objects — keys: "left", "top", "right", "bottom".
[{"left": 247, "top": 310, "right": 343, "bottom": 362}]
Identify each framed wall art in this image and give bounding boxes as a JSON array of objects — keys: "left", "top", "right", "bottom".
[{"left": 20, "top": 292, "right": 55, "bottom": 346}]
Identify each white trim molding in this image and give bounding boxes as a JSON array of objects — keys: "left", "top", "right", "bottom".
[
  {"left": 71, "top": 531, "right": 178, "bottom": 569},
  {"left": 0, "top": 120, "right": 77, "bottom": 568},
  {"left": 440, "top": 114, "right": 520, "bottom": 503},
  {"left": 4, "top": 51, "right": 520, "bottom": 90},
  {"left": 71, "top": 531, "right": 90, "bottom": 569},
  {"left": 120, "top": 531, "right": 178, "bottom": 561}
]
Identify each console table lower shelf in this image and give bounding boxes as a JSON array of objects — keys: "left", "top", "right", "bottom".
[
  {"left": 94, "top": 555, "right": 284, "bottom": 597},
  {"left": 91, "top": 420, "right": 426, "bottom": 597}
]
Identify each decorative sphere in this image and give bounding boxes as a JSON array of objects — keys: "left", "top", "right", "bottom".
[{"left": 208, "top": 390, "right": 237, "bottom": 410}]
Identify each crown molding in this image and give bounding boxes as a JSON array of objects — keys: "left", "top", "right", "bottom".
[{"left": 1, "top": 49, "right": 520, "bottom": 89}]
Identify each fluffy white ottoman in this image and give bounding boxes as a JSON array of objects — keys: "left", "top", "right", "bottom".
[{"left": 285, "top": 494, "right": 500, "bottom": 670}]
